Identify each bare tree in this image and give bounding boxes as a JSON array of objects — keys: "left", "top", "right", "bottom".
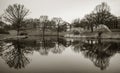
[
  {"left": 93, "top": 2, "right": 117, "bottom": 29},
  {"left": 51, "top": 17, "right": 63, "bottom": 37},
  {"left": 84, "top": 13, "right": 96, "bottom": 32},
  {"left": 79, "top": 2, "right": 117, "bottom": 32},
  {"left": 4, "top": 4, "right": 29, "bottom": 35},
  {"left": 39, "top": 15, "right": 48, "bottom": 37},
  {"left": 94, "top": 2, "right": 110, "bottom": 13}
]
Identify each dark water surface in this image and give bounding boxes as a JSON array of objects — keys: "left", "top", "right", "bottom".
[{"left": 0, "top": 37, "right": 120, "bottom": 73}]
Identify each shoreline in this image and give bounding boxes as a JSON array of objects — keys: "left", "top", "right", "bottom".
[{"left": 0, "top": 32, "right": 120, "bottom": 41}]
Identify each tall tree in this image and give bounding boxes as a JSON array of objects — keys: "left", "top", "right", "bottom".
[
  {"left": 93, "top": 2, "right": 118, "bottom": 29},
  {"left": 4, "top": 4, "right": 29, "bottom": 35},
  {"left": 80, "top": 2, "right": 118, "bottom": 32}
]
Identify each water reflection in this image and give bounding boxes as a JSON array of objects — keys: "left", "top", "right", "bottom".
[
  {"left": 0, "top": 37, "right": 120, "bottom": 70},
  {"left": 72, "top": 39, "right": 120, "bottom": 70},
  {"left": 34, "top": 38, "right": 68, "bottom": 55},
  {"left": 0, "top": 39, "right": 31, "bottom": 69}
]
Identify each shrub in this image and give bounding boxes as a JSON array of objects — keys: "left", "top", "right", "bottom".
[{"left": 73, "top": 31, "right": 80, "bottom": 35}]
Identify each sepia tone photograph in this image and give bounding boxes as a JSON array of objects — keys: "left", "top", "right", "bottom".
[{"left": 0, "top": 0, "right": 120, "bottom": 73}]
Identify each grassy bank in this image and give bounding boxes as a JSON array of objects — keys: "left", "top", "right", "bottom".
[
  {"left": 65, "top": 32, "right": 120, "bottom": 39},
  {"left": 82, "top": 32, "right": 120, "bottom": 39},
  {"left": 9, "top": 30, "right": 66, "bottom": 36},
  {"left": 1, "top": 31, "right": 120, "bottom": 41}
]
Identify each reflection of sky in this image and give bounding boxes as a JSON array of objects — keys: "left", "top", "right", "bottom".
[{"left": 0, "top": 0, "right": 120, "bottom": 22}]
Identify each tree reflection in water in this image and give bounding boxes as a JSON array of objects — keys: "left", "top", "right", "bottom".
[
  {"left": 34, "top": 37, "right": 67, "bottom": 55},
  {"left": 72, "top": 38, "right": 120, "bottom": 70},
  {"left": 0, "top": 37, "right": 120, "bottom": 70},
  {"left": 38, "top": 38, "right": 55, "bottom": 55},
  {"left": 0, "top": 37, "right": 68, "bottom": 69},
  {"left": 51, "top": 38, "right": 66, "bottom": 54},
  {"left": 0, "top": 39, "right": 32, "bottom": 69}
]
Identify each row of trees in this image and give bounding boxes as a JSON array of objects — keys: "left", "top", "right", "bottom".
[
  {"left": 1, "top": 2, "right": 119, "bottom": 35},
  {"left": 1, "top": 4, "right": 69, "bottom": 35},
  {"left": 72, "top": 2, "right": 118, "bottom": 32}
]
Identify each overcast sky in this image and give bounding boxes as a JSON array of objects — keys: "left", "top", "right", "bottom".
[{"left": 0, "top": 0, "right": 120, "bottom": 22}]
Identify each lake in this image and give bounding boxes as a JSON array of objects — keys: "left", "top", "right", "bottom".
[{"left": 0, "top": 37, "right": 120, "bottom": 73}]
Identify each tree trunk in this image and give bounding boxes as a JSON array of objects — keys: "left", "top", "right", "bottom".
[
  {"left": 17, "top": 23, "right": 20, "bottom": 36},
  {"left": 57, "top": 23, "right": 59, "bottom": 38},
  {"left": 42, "top": 23, "right": 45, "bottom": 39},
  {"left": 90, "top": 24, "right": 93, "bottom": 32}
]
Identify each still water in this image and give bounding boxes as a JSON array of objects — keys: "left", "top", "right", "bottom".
[{"left": 0, "top": 37, "right": 120, "bottom": 73}]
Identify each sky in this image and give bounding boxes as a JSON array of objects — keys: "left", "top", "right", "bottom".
[{"left": 0, "top": 0, "right": 120, "bottom": 22}]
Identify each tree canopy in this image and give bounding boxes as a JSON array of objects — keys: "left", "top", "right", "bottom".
[
  {"left": 4, "top": 4, "right": 29, "bottom": 30},
  {"left": 72, "top": 2, "right": 118, "bottom": 32}
]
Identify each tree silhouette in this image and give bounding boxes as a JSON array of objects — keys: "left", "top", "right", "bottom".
[
  {"left": 78, "top": 2, "right": 118, "bottom": 32},
  {"left": 4, "top": 4, "right": 29, "bottom": 35},
  {"left": 93, "top": 2, "right": 118, "bottom": 29}
]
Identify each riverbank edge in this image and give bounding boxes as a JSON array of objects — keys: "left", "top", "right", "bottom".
[{"left": 0, "top": 32, "right": 120, "bottom": 41}]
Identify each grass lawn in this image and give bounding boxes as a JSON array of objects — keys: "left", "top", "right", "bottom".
[
  {"left": 81, "top": 32, "right": 120, "bottom": 39},
  {"left": 1, "top": 29, "right": 120, "bottom": 40}
]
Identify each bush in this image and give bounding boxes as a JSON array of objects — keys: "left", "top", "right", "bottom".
[{"left": 73, "top": 31, "right": 80, "bottom": 35}]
